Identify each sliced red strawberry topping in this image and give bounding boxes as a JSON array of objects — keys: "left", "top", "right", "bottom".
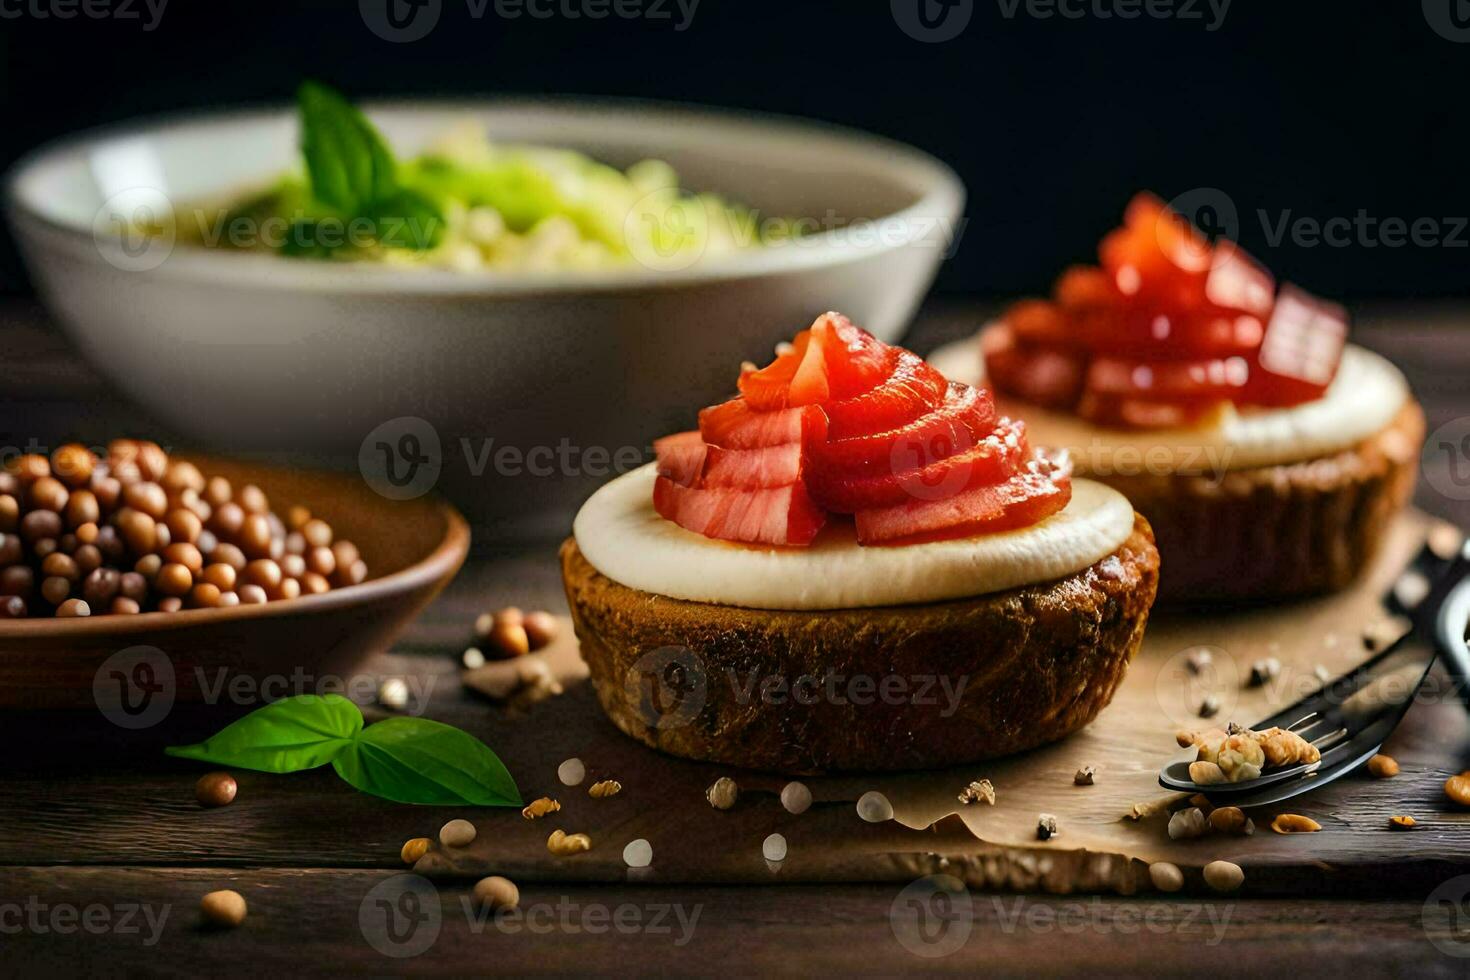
[
  {"left": 650, "top": 313, "right": 1073, "bottom": 549},
  {"left": 987, "top": 192, "right": 1343, "bottom": 427},
  {"left": 854, "top": 454, "right": 1072, "bottom": 546},
  {"left": 653, "top": 476, "right": 826, "bottom": 547},
  {"left": 653, "top": 430, "right": 707, "bottom": 487}
]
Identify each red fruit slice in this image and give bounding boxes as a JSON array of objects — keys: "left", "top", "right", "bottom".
[
  {"left": 653, "top": 476, "right": 826, "bottom": 547},
  {"left": 1204, "top": 247, "right": 1274, "bottom": 317},
  {"left": 738, "top": 331, "right": 812, "bottom": 410},
  {"left": 1055, "top": 265, "right": 1120, "bottom": 311},
  {"left": 1005, "top": 299, "right": 1076, "bottom": 349},
  {"left": 738, "top": 313, "right": 892, "bottom": 410},
  {"left": 1076, "top": 391, "right": 1220, "bottom": 429},
  {"left": 811, "top": 382, "right": 997, "bottom": 477},
  {"left": 809, "top": 416, "right": 1029, "bottom": 512},
  {"left": 854, "top": 455, "right": 1072, "bottom": 546},
  {"left": 1250, "top": 284, "right": 1346, "bottom": 405},
  {"left": 703, "top": 442, "right": 805, "bottom": 489},
  {"left": 981, "top": 324, "right": 1086, "bottom": 410},
  {"left": 653, "top": 430, "right": 707, "bottom": 487},
  {"left": 1085, "top": 354, "right": 1251, "bottom": 405},
  {"left": 699, "top": 399, "right": 827, "bottom": 450},
  {"left": 824, "top": 350, "right": 947, "bottom": 440}
]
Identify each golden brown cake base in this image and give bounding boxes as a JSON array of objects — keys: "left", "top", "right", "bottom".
[
  {"left": 1094, "top": 401, "right": 1424, "bottom": 604},
  {"left": 559, "top": 516, "right": 1159, "bottom": 773}
]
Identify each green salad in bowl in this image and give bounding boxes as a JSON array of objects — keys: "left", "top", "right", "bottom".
[{"left": 161, "top": 82, "right": 790, "bottom": 273}]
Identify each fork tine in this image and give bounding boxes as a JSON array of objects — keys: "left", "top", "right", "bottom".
[
  {"left": 1310, "top": 727, "right": 1350, "bottom": 752},
  {"left": 1284, "top": 711, "right": 1321, "bottom": 732}
]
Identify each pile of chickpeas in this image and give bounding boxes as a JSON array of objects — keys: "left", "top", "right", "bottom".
[{"left": 0, "top": 440, "right": 367, "bottom": 618}]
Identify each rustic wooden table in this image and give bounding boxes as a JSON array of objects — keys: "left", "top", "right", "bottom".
[{"left": 2, "top": 300, "right": 1469, "bottom": 976}]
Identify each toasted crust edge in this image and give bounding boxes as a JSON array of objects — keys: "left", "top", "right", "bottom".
[{"left": 560, "top": 515, "right": 1159, "bottom": 773}]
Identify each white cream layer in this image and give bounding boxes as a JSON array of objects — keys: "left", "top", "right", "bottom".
[
  {"left": 928, "top": 340, "right": 1409, "bottom": 476},
  {"left": 572, "top": 464, "right": 1136, "bottom": 610}
]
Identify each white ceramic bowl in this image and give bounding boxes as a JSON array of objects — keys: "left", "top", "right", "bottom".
[{"left": 5, "top": 99, "right": 964, "bottom": 535}]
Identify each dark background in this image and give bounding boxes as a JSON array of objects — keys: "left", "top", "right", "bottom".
[{"left": 0, "top": 0, "right": 1465, "bottom": 300}]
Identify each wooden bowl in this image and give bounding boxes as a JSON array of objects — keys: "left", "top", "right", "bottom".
[{"left": 0, "top": 456, "right": 468, "bottom": 738}]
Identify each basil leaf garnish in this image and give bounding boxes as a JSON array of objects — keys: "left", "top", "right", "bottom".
[
  {"left": 331, "top": 717, "right": 522, "bottom": 807},
  {"left": 165, "top": 693, "right": 362, "bottom": 773},
  {"left": 297, "top": 81, "right": 397, "bottom": 216},
  {"left": 294, "top": 82, "right": 445, "bottom": 254}
]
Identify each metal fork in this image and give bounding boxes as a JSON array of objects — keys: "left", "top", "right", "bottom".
[{"left": 1159, "top": 536, "right": 1470, "bottom": 807}]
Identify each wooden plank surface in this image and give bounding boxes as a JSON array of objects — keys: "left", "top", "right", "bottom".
[{"left": 3, "top": 300, "right": 1470, "bottom": 973}]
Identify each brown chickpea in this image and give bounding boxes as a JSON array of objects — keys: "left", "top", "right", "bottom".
[
  {"left": 123, "top": 481, "right": 168, "bottom": 520},
  {"left": 51, "top": 444, "right": 95, "bottom": 488},
  {"left": 115, "top": 508, "right": 157, "bottom": 556},
  {"left": 10, "top": 454, "right": 50, "bottom": 483},
  {"left": 284, "top": 531, "right": 306, "bottom": 555},
  {"left": 307, "top": 546, "right": 336, "bottom": 577},
  {"left": 217, "top": 590, "right": 240, "bottom": 607},
  {"left": 0, "top": 565, "right": 34, "bottom": 598},
  {"left": 41, "top": 552, "right": 79, "bottom": 582},
  {"left": 212, "top": 542, "right": 246, "bottom": 572},
  {"left": 337, "top": 559, "right": 369, "bottom": 587},
  {"left": 33, "top": 538, "right": 58, "bottom": 560},
  {"left": 29, "top": 476, "right": 69, "bottom": 514},
  {"left": 156, "top": 596, "right": 183, "bottom": 613},
  {"left": 110, "top": 596, "right": 140, "bottom": 615},
  {"left": 0, "top": 472, "right": 14, "bottom": 496},
  {"left": 0, "top": 495, "right": 18, "bottom": 532},
  {"left": 195, "top": 771, "right": 238, "bottom": 808},
  {"left": 301, "top": 518, "right": 333, "bottom": 549},
  {"left": 165, "top": 508, "right": 202, "bottom": 545},
  {"left": 65, "top": 489, "right": 100, "bottom": 528},
  {"left": 331, "top": 539, "right": 360, "bottom": 569},
  {"left": 90, "top": 475, "right": 122, "bottom": 511},
  {"left": 0, "top": 533, "right": 21, "bottom": 566},
  {"left": 57, "top": 533, "right": 77, "bottom": 554},
  {"left": 280, "top": 554, "right": 306, "bottom": 579},
  {"left": 110, "top": 458, "right": 142, "bottom": 484},
  {"left": 95, "top": 524, "right": 124, "bottom": 562},
  {"left": 239, "top": 513, "right": 273, "bottom": 559},
  {"left": 196, "top": 529, "right": 218, "bottom": 556},
  {"left": 286, "top": 505, "right": 311, "bottom": 530},
  {"left": 268, "top": 536, "right": 285, "bottom": 561},
  {"left": 74, "top": 544, "right": 103, "bottom": 576},
  {"left": 153, "top": 522, "right": 173, "bottom": 551},
  {"left": 523, "top": 611, "right": 560, "bottom": 651},
  {"left": 164, "top": 542, "right": 204, "bottom": 577},
  {"left": 55, "top": 598, "right": 90, "bottom": 618},
  {"left": 300, "top": 571, "right": 330, "bottom": 595},
  {"left": 134, "top": 553, "right": 162, "bottom": 582},
  {"left": 201, "top": 563, "right": 236, "bottom": 592},
  {"left": 82, "top": 567, "right": 121, "bottom": 607},
  {"left": 211, "top": 502, "right": 245, "bottom": 539},
  {"left": 118, "top": 571, "right": 148, "bottom": 603},
  {"left": 135, "top": 442, "right": 168, "bottom": 483},
  {"left": 238, "top": 584, "right": 268, "bottom": 605},
  {"left": 41, "top": 576, "right": 72, "bottom": 606},
  {"left": 156, "top": 562, "right": 193, "bottom": 597},
  {"left": 162, "top": 460, "right": 205, "bottom": 494},
  {"left": 271, "top": 577, "right": 302, "bottom": 602},
  {"left": 204, "top": 476, "right": 232, "bottom": 507},
  {"left": 238, "top": 484, "right": 269, "bottom": 515},
  {"left": 75, "top": 521, "right": 99, "bottom": 545},
  {"left": 189, "top": 583, "right": 222, "bottom": 608},
  {"left": 243, "top": 559, "right": 282, "bottom": 591},
  {"left": 0, "top": 595, "right": 26, "bottom": 618},
  {"left": 20, "top": 509, "right": 62, "bottom": 543}
]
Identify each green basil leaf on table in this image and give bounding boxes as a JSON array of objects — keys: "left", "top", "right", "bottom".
[
  {"left": 165, "top": 693, "right": 362, "bottom": 772},
  {"left": 331, "top": 717, "right": 522, "bottom": 807}
]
